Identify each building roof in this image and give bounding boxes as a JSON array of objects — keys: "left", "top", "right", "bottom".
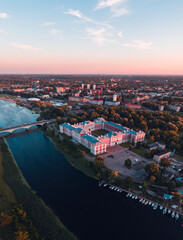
[
  {"left": 61, "top": 123, "right": 76, "bottom": 131},
  {"left": 82, "top": 134, "right": 99, "bottom": 144}
]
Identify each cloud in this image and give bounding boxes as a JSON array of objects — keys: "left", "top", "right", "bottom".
[
  {"left": 86, "top": 27, "right": 114, "bottom": 46},
  {"left": 64, "top": 9, "right": 111, "bottom": 28},
  {"left": 95, "top": 0, "right": 126, "bottom": 10},
  {"left": 117, "top": 31, "right": 123, "bottom": 38},
  {"left": 123, "top": 40, "right": 153, "bottom": 50},
  {"left": 50, "top": 28, "right": 61, "bottom": 34},
  {"left": 112, "top": 7, "right": 129, "bottom": 17},
  {"left": 0, "top": 29, "right": 9, "bottom": 34},
  {"left": 11, "top": 42, "right": 42, "bottom": 50},
  {"left": 42, "top": 22, "right": 56, "bottom": 26},
  {"left": 0, "top": 12, "right": 10, "bottom": 19}
]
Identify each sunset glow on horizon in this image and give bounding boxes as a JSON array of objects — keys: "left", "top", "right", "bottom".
[{"left": 1, "top": 0, "right": 183, "bottom": 75}]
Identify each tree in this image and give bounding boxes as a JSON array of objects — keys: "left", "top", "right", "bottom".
[
  {"left": 15, "top": 231, "right": 30, "bottom": 240},
  {"left": 160, "top": 158, "right": 170, "bottom": 168},
  {"left": 142, "top": 181, "right": 149, "bottom": 193},
  {"left": 80, "top": 150, "right": 85, "bottom": 157},
  {"left": 149, "top": 175, "right": 156, "bottom": 185},
  {"left": 0, "top": 213, "right": 12, "bottom": 226},
  {"left": 173, "top": 192, "right": 181, "bottom": 202},
  {"left": 93, "top": 158, "right": 104, "bottom": 172},
  {"left": 124, "top": 176, "right": 133, "bottom": 189},
  {"left": 145, "top": 162, "right": 160, "bottom": 177},
  {"left": 167, "top": 181, "right": 176, "bottom": 192},
  {"left": 124, "top": 159, "right": 132, "bottom": 169}
]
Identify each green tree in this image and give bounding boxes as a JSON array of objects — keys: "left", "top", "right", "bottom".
[
  {"left": 173, "top": 192, "right": 181, "bottom": 202},
  {"left": 124, "top": 159, "right": 132, "bottom": 169},
  {"left": 145, "top": 162, "right": 160, "bottom": 177},
  {"left": 160, "top": 158, "right": 170, "bottom": 168},
  {"left": 124, "top": 176, "right": 133, "bottom": 189}
]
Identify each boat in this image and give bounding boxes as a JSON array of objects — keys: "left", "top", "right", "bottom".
[
  {"left": 103, "top": 183, "right": 107, "bottom": 187},
  {"left": 152, "top": 203, "right": 155, "bottom": 207},
  {"left": 126, "top": 193, "right": 130, "bottom": 197},
  {"left": 132, "top": 195, "right": 135, "bottom": 199},
  {"left": 145, "top": 201, "right": 148, "bottom": 205},
  {"left": 175, "top": 213, "right": 179, "bottom": 220},
  {"left": 171, "top": 212, "right": 175, "bottom": 218},
  {"left": 168, "top": 209, "right": 171, "bottom": 214},
  {"left": 129, "top": 193, "right": 132, "bottom": 197},
  {"left": 159, "top": 206, "right": 163, "bottom": 210},
  {"left": 142, "top": 200, "right": 145, "bottom": 204},
  {"left": 111, "top": 186, "right": 114, "bottom": 190},
  {"left": 139, "top": 198, "right": 143, "bottom": 202},
  {"left": 163, "top": 208, "right": 167, "bottom": 214},
  {"left": 135, "top": 196, "right": 138, "bottom": 200},
  {"left": 153, "top": 204, "right": 158, "bottom": 210},
  {"left": 148, "top": 201, "right": 152, "bottom": 205}
]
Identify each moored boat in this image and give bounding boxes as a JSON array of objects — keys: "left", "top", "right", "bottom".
[
  {"left": 142, "top": 200, "right": 145, "bottom": 204},
  {"left": 163, "top": 208, "right": 167, "bottom": 214},
  {"left": 175, "top": 213, "right": 179, "bottom": 220},
  {"left": 153, "top": 204, "right": 158, "bottom": 210},
  {"left": 168, "top": 209, "right": 171, "bottom": 214},
  {"left": 171, "top": 211, "right": 175, "bottom": 218},
  {"left": 160, "top": 206, "right": 163, "bottom": 210},
  {"left": 145, "top": 201, "right": 148, "bottom": 205}
]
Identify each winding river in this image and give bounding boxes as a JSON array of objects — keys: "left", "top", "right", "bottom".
[{"left": 0, "top": 100, "right": 182, "bottom": 240}]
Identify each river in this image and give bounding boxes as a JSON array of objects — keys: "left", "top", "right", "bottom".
[{"left": 0, "top": 100, "right": 182, "bottom": 240}]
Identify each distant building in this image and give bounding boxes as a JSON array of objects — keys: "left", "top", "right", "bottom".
[
  {"left": 105, "top": 101, "right": 120, "bottom": 106},
  {"left": 56, "top": 87, "right": 65, "bottom": 94},
  {"left": 168, "top": 105, "right": 180, "bottom": 112},
  {"left": 60, "top": 118, "right": 145, "bottom": 155},
  {"left": 153, "top": 151, "right": 171, "bottom": 162},
  {"left": 125, "top": 103, "right": 141, "bottom": 109},
  {"left": 89, "top": 99, "right": 103, "bottom": 105},
  {"left": 113, "top": 94, "right": 117, "bottom": 102},
  {"left": 158, "top": 105, "right": 164, "bottom": 111}
]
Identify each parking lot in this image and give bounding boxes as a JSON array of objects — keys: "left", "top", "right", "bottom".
[{"left": 103, "top": 145, "right": 152, "bottom": 182}]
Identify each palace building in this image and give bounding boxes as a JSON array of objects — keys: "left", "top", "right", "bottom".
[{"left": 59, "top": 118, "right": 145, "bottom": 155}]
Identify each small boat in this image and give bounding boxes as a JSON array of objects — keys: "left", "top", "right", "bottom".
[
  {"left": 168, "top": 209, "right": 171, "bottom": 214},
  {"left": 139, "top": 198, "right": 143, "bottom": 202},
  {"left": 163, "top": 208, "right": 167, "bottom": 214},
  {"left": 175, "top": 213, "right": 179, "bottom": 220},
  {"left": 135, "top": 196, "right": 138, "bottom": 200},
  {"left": 111, "top": 186, "right": 114, "bottom": 190},
  {"left": 160, "top": 206, "right": 163, "bottom": 210},
  {"left": 117, "top": 188, "right": 120, "bottom": 192},
  {"left": 129, "top": 193, "right": 132, "bottom": 197},
  {"left": 153, "top": 204, "right": 158, "bottom": 210},
  {"left": 142, "top": 200, "right": 145, "bottom": 204},
  {"left": 126, "top": 193, "right": 130, "bottom": 197},
  {"left": 152, "top": 203, "right": 155, "bottom": 207},
  {"left": 145, "top": 201, "right": 148, "bottom": 205},
  {"left": 171, "top": 212, "right": 175, "bottom": 218},
  {"left": 132, "top": 195, "right": 135, "bottom": 199},
  {"left": 148, "top": 201, "right": 152, "bottom": 205},
  {"left": 103, "top": 183, "right": 107, "bottom": 187}
]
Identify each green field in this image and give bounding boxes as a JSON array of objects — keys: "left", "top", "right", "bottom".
[
  {"left": 131, "top": 148, "right": 148, "bottom": 158},
  {"left": 120, "top": 142, "right": 130, "bottom": 148},
  {"left": 92, "top": 129, "right": 109, "bottom": 137}
]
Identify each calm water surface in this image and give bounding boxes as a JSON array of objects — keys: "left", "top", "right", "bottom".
[{"left": 0, "top": 100, "right": 182, "bottom": 240}]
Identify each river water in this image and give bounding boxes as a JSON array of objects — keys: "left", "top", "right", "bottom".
[{"left": 0, "top": 100, "right": 182, "bottom": 240}]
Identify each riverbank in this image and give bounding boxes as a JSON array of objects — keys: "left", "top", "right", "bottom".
[
  {"left": 0, "top": 137, "right": 77, "bottom": 240},
  {"left": 44, "top": 129, "right": 97, "bottom": 180}
]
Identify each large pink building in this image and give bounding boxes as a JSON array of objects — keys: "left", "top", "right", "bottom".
[{"left": 60, "top": 118, "right": 145, "bottom": 155}]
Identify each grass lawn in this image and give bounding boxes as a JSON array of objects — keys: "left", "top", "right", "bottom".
[
  {"left": 77, "top": 144, "right": 94, "bottom": 157},
  {"left": 92, "top": 129, "right": 109, "bottom": 137},
  {"left": 131, "top": 148, "right": 148, "bottom": 158},
  {"left": 120, "top": 142, "right": 130, "bottom": 148},
  {"left": 0, "top": 148, "right": 16, "bottom": 211}
]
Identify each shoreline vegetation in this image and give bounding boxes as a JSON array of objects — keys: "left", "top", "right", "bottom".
[{"left": 0, "top": 137, "right": 77, "bottom": 240}]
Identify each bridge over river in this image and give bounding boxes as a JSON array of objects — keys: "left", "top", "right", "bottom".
[{"left": 0, "top": 119, "right": 55, "bottom": 134}]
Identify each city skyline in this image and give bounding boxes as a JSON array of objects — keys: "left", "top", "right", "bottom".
[{"left": 1, "top": 0, "right": 183, "bottom": 74}]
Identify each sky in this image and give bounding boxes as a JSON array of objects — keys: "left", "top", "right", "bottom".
[{"left": 0, "top": 0, "right": 183, "bottom": 75}]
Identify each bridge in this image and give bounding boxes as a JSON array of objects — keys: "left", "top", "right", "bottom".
[{"left": 0, "top": 119, "right": 55, "bottom": 134}]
